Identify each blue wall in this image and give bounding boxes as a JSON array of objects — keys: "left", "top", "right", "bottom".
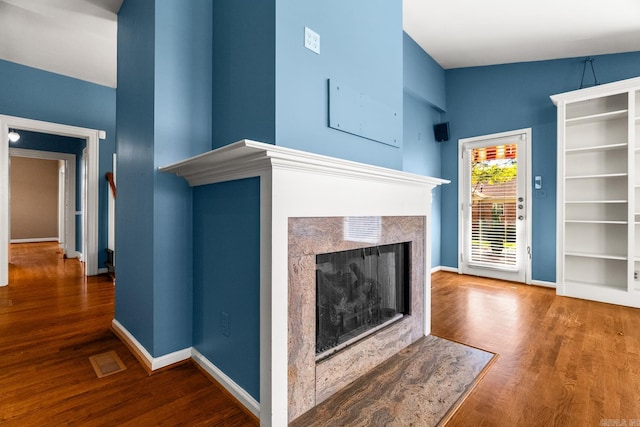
[
  {"left": 403, "top": 33, "right": 446, "bottom": 112},
  {"left": 153, "top": 0, "right": 213, "bottom": 356},
  {"left": 274, "top": 0, "right": 403, "bottom": 169},
  {"left": 212, "top": 0, "right": 276, "bottom": 148},
  {"left": 401, "top": 32, "right": 447, "bottom": 267},
  {"left": 0, "top": 59, "right": 116, "bottom": 268},
  {"left": 403, "top": 93, "right": 443, "bottom": 267},
  {"left": 212, "top": 0, "right": 404, "bottom": 169},
  {"left": 116, "top": 0, "right": 212, "bottom": 356},
  {"left": 9, "top": 131, "right": 86, "bottom": 251},
  {"left": 441, "top": 51, "right": 640, "bottom": 282},
  {"left": 193, "top": 178, "right": 261, "bottom": 401},
  {"left": 116, "top": 0, "right": 156, "bottom": 353}
]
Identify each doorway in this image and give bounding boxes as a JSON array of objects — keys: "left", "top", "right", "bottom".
[
  {"left": 458, "top": 128, "right": 532, "bottom": 283},
  {"left": 9, "top": 148, "right": 77, "bottom": 257},
  {"left": 1, "top": 115, "right": 103, "bottom": 286}
]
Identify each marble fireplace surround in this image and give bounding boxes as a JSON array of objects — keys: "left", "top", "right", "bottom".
[
  {"left": 161, "top": 140, "right": 448, "bottom": 426},
  {"left": 288, "top": 216, "right": 426, "bottom": 420}
]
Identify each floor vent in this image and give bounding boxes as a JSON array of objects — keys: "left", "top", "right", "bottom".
[{"left": 89, "top": 351, "right": 127, "bottom": 378}]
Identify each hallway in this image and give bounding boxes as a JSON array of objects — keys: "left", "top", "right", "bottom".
[{"left": 0, "top": 243, "right": 256, "bottom": 425}]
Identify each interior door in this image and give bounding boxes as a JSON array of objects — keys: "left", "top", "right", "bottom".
[{"left": 459, "top": 129, "right": 531, "bottom": 283}]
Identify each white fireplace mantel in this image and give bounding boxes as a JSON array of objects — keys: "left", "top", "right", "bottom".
[
  {"left": 160, "top": 139, "right": 448, "bottom": 189},
  {"left": 160, "top": 139, "right": 448, "bottom": 426}
]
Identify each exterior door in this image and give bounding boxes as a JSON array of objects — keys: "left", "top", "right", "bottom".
[{"left": 459, "top": 129, "right": 531, "bottom": 283}]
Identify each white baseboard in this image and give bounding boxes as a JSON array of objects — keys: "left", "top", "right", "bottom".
[
  {"left": 191, "top": 348, "right": 260, "bottom": 419},
  {"left": 97, "top": 267, "right": 108, "bottom": 274},
  {"left": 111, "top": 319, "right": 191, "bottom": 371},
  {"left": 531, "top": 279, "right": 556, "bottom": 289},
  {"left": 111, "top": 320, "right": 258, "bottom": 419},
  {"left": 437, "top": 266, "right": 459, "bottom": 273},
  {"left": 10, "top": 237, "right": 59, "bottom": 243}
]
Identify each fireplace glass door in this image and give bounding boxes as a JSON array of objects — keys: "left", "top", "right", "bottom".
[{"left": 315, "top": 242, "right": 410, "bottom": 358}]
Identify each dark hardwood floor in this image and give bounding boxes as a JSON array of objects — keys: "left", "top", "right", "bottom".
[
  {"left": 432, "top": 271, "right": 640, "bottom": 426},
  {"left": 1, "top": 242, "right": 256, "bottom": 426}
]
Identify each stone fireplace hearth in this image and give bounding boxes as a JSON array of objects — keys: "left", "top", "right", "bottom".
[{"left": 160, "top": 140, "right": 448, "bottom": 426}]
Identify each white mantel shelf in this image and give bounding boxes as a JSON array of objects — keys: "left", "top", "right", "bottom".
[
  {"left": 159, "top": 139, "right": 449, "bottom": 188},
  {"left": 160, "top": 139, "right": 449, "bottom": 426}
]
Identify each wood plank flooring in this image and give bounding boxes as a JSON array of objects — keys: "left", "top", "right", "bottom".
[
  {"left": 432, "top": 271, "right": 640, "bottom": 426},
  {"left": 6, "top": 244, "right": 640, "bottom": 425},
  {"left": 1, "top": 243, "right": 257, "bottom": 426}
]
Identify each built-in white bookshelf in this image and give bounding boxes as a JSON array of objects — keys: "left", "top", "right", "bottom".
[{"left": 551, "top": 77, "right": 640, "bottom": 307}]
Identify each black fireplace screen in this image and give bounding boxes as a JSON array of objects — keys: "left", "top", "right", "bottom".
[{"left": 316, "top": 242, "right": 410, "bottom": 356}]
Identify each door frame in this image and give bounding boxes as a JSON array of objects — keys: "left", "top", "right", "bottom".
[
  {"left": 58, "top": 161, "right": 66, "bottom": 247},
  {"left": 458, "top": 128, "right": 533, "bottom": 284},
  {"left": 1, "top": 115, "right": 104, "bottom": 285},
  {"left": 9, "top": 148, "right": 76, "bottom": 256}
]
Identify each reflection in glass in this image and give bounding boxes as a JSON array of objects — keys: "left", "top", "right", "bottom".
[{"left": 316, "top": 242, "right": 410, "bottom": 358}]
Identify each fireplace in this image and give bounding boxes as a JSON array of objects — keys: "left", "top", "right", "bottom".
[
  {"left": 315, "top": 242, "right": 410, "bottom": 359},
  {"left": 160, "top": 140, "right": 448, "bottom": 425},
  {"left": 288, "top": 216, "right": 429, "bottom": 419}
]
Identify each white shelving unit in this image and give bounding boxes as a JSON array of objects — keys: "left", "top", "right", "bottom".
[{"left": 552, "top": 76, "right": 640, "bottom": 307}]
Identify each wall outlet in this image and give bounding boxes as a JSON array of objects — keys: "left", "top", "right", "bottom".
[
  {"left": 635, "top": 271, "right": 639, "bottom": 281},
  {"left": 220, "top": 312, "right": 230, "bottom": 337},
  {"left": 304, "top": 26, "right": 320, "bottom": 54}
]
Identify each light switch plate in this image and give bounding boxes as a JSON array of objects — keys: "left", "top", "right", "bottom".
[
  {"left": 304, "top": 26, "right": 320, "bottom": 54},
  {"left": 534, "top": 175, "right": 542, "bottom": 190}
]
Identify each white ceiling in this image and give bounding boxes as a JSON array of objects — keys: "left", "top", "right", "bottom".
[
  {"left": 403, "top": 0, "right": 640, "bottom": 69},
  {"left": 0, "top": 0, "right": 638, "bottom": 88},
  {"left": 0, "top": 0, "right": 122, "bottom": 88}
]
